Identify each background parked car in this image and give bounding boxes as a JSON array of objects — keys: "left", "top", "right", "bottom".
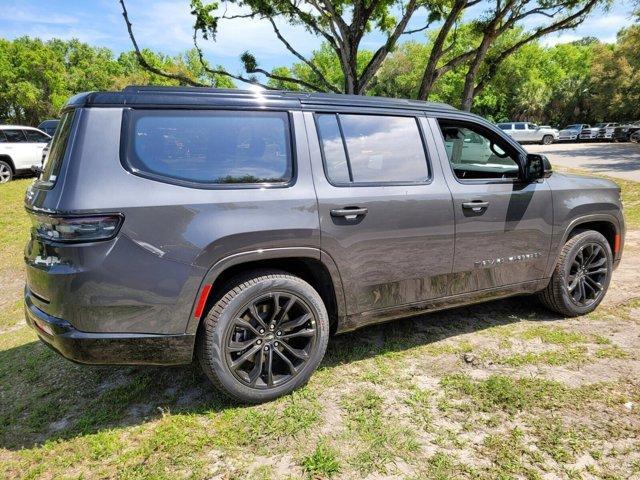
[
  {"left": 597, "top": 123, "right": 620, "bottom": 140},
  {"left": 613, "top": 122, "right": 640, "bottom": 142},
  {"left": 497, "top": 122, "right": 558, "bottom": 144},
  {"left": 581, "top": 123, "right": 618, "bottom": 140},
  {"left": 37, "top": 119, "right": 60, "bottom": 136},
  {"left": 630, "top": 130, "right": 640, "bottom": 143},
  {"left": 558, "top": 124, "right": 590, "bottom": 141},
  {"left": 0, "top": 125, "right": 51, "bottom": 183}
]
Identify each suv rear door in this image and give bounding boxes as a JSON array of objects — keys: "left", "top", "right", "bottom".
[
  {"left": 429, "top": 116, "right": 553, "bottom": 294},
  {"left": 304, "top": 111, "right": 455, "bottom": 316}
]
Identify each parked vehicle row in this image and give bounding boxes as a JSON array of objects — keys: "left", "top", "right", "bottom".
[
  {"left": 613, "top": 122, "right": 640, "bottom": 142},
  {"left": 498, "top": 120, "right": 640, "bottom": 144},
  {"left": 24, "top": 87, "right": 624, "bottom": 403},
  {"left": 0, "top": 125, "right": 51, "bottom": 183}
]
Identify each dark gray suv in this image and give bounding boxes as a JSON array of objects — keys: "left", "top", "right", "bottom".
[{"left": 24, "top": 87, "right": 625, "bottom": 403}]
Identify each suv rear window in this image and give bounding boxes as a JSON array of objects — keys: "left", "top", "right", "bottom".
[
  {"left": 315, "top": 113, "right": 429, "bottom": 185},
  {"left": 125, "top": 110, "right": 293, "bottom": 186}
]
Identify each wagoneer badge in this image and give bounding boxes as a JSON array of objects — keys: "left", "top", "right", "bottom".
[{"left": 474, "top": 253, "right": 541, "bottom": 268}]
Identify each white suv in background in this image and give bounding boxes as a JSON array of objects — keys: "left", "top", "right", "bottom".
[
  {"left": 0, "top": 125, "right": 51, "bottom": 183},
  {"left": 497, "top": 122, "right": 559, "bottom": 145}
]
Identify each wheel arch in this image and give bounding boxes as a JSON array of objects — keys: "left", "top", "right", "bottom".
[
  {"left": 185, "top": 247, "right": 346, "bottom": 335},
  {"left": 562, "top": 214, "right": 621, "bottom": 256},
  {"left": 0, "top": 155, "right": 15, "bottom": 173}
]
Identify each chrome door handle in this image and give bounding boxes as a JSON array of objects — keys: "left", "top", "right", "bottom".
[
  {"left": 462, "top": 201, "right": 489, "bottom": 211},
  {"left": 330, "top": 207, "right": 368, "bottom": 220}
]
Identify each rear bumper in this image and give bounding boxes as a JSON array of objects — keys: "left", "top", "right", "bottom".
[{"left": 24, "top": 290, "right": 195, "bottom": 365}]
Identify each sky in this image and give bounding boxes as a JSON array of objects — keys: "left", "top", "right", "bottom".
[{"left": 1, "top": 0, "right": 637, "bottom": 81}]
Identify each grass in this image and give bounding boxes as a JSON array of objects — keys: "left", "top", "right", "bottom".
[
  {"left": 0, "top": 178, "right": 31, "bottom": 274},
  {"left": 1, "top": 170, "right": 640, "bottom": 478}
]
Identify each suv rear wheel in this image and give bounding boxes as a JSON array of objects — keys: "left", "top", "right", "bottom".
[
  {"left": 538, "top": 230, "right": 612, "bottom": 316},
  {"left": 197, "top": 270, "right": 330, "bottom": 403},
  {"left": 0, "top": 160, "right": 13, "bottom": 183}
]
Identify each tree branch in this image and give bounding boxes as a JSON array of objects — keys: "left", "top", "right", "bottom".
[
  {"left": 266, "top": 17, "right": 340, "bottom": 92},
  {"left": 119, "top": 0, "right": 207, "bottom": 86}
]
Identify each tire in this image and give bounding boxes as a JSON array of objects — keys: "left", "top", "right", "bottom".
[
  {"left": 0, "top": 160, "right": 13, "bottom": 184},
  {"left": 538, "top": 230, "right": 613, "bottom": 317},
  {"left": 541, "top": 135, "right": 553, "bottom": 145},
  {"left": 197, "top": 270, "right": 330, "bottom": 403}
]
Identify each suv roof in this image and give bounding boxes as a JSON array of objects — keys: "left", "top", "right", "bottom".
[
  {"left": 0, "top": 125, "right": 44, "bottom": 131},
  {"left": 65, "top": 86, "right": 458, "bottom": 113}
]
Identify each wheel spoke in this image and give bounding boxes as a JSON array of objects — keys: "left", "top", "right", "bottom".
[
  {"left": 248, "top": 304, "right": 268, "bottom": 329},
  {"left": 279, "top": 340, "right": 309, "bottom": 360},
  {"left": 235, "top": 319, "right": 261, "bottom": 336},
  {"left": 281, "top": 328, "right": 316, "bottom": 340},
  {"left": 230, "top": 344, "right": 262, "bottom": 370},
  {"left": 228, "top": 337, "right": 258, "bottom": 352},
  {"left": 275, "top": 297, "right": 296, "bottom": 327},
  {"left": 274, "top": 347, "right": 298, "bottom": 374},
  {"left": 586, "top": 267, "right": 607, "bottom": 276},
  {"left": 584, "top": 275, "right": 603, "bottom": 292},
  {"left": 567, "top": 276, "right": 580, "bottom": 293},
  {"left": 587, "top": 257, "right": 606, "bottom": 269},
  {"left": 280, "top": 313, "right": 312, "bottom": 332},
  {"left": 268, "top": 293, "right": 281, "bottom": 323},
  {"left": 585, "top": 245, "right": 601, "bottom": 265},
  {"left": 247, "top": 348, "right": 265, "bottom": 386},
  {"left": 266, "top": 347, "right": 274, "bottom": 387}
]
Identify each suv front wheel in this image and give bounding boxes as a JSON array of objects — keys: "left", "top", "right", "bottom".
[
  {"left": 197, "top": 270, "right": 330, "bottom": 403},
  {"left": 538, "top": 230, "right": 613, "bottom": 316}
]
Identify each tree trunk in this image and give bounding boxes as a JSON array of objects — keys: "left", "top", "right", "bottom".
[
  {"left": 417, "top": 0, "right": 467, "bottom": 100},
  {"left": 460, "top": 31, "right": 495, "bottom": 111}
]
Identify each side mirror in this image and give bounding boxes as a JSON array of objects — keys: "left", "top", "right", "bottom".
[{"left": 524, "top": 153, "right": 552, "bottom": 181}]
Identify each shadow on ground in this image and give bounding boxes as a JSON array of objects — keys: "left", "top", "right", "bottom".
[{"left": 0, "top": 297, "right": 561, "bottom": 451}]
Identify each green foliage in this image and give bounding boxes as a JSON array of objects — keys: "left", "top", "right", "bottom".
[
  {"left": 302, "top": 439, "right": 341, "bottom": 477},
  {"left": 0, "top": 37, "right": 234, "bottom": 125}
]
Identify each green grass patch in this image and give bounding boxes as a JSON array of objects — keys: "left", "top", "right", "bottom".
[
  {"left": 301, "top": 439, "right": 341, "bottom": 478},
  {"left": 499, "top": 346, "right": 588, "bottom": 366},
  {"left": 0, "top": 178, "right": 31, "bottom": 274},
  {"left": 441, "top": 374, "right": 584, "bottom": 413},
  {"left": 519, "top": 326, "right": 588, "bottom": 345},
  {"left": 342, "top": 388, "right": 418, "bottom": 473},
  {"left": 0, "top": 298, "right": 24, "bottom": 330}
]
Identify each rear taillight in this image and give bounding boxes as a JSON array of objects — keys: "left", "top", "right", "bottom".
[{"left": 30, "top": 213, "right": 123, "bottom": 243}]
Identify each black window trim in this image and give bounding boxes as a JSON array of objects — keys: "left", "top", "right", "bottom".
[
  {"left": 313, "top": 111, "right": 433, "bottom": 188},
  {"left": 436, "top": 117, "right": 528, "bottom": 186},
  {"left": 120, "top": 108, "right": 298, "bottom": 190}
]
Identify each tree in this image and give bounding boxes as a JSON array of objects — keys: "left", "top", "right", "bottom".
[{"left": 120, "top": 0, "right": 431, "bottom": 94}]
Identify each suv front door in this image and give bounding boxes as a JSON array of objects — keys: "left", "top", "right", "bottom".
[
  {"left": 430, "top": 117, "right": 553, "bottom": 294},
  {"left": 304, "top": 112, "right": 455, "bottom": 316}
]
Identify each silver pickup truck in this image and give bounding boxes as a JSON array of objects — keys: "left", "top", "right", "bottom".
[{"left": 498, "top": 122, "right": 559, "bottom": 145}]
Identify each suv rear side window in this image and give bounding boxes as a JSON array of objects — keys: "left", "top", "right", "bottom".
[
  {"left": 316, "top": 113, "right": 429, "bottom": 185},
  {"left": 126, "top": 110, "right": 293, "bottom": 186}
]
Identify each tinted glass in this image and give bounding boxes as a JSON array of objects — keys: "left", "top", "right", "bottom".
[
  {"left": 315, "top": 114, "right": 350, "bottom": 183},
  {"left": 24, "top": 130, "right": 50, "bottom": 143},
  {"left": 39, "top": 111, "right": 74, "bottom": 186},
  {"left": 129, "top": 111, "right": 292, "bottom": 185},
  {"left": 339, "top": 115, "right": 428, "bottom": 183},
  {"left": 514, "top": 123, "right": 525, "bottom": 130},
  {"left": 528, "top": 123, "right": 538, "bottom": 129},
  {"left": 497, "top": 124, "right": 511, "bottom": 130},
  {"left": 4, "top": 129, "right": 27, "bottom": 143},
  {"left": 0, "top": 131, "right": 6, "bottom": 142},
  {"left": 439, "top": 121, "right": 519, "bottom": 180}
]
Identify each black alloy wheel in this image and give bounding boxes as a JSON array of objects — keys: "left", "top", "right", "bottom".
[
  {"left": 224, "top": 292, "right": 318, "bottom": 389},
  {"left": 565, "top": 242, "right": 608, "bottom": 307}
]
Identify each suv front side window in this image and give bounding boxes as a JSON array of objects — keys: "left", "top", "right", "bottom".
[{"left": 438, "top": 121, "right": 520, "bottom": 181}]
